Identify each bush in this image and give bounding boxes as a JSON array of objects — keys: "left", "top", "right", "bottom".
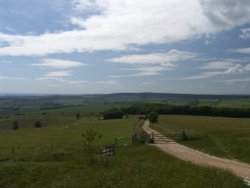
[
  {"left": 12, "top": 120, "right": 19, "bottom": 130},
  {"left": 147, "top": 112, "right": 159, "bottom": 123},
  {"left": 34, "top": 121, "right": 42, "bottom": 128},
  {"left": 76, "top": 113, "right": 80, "bottom": 119},
  {"left": 181, "top": 131, "right": 188, "bottom": 141},
  {"left": 82, "top": 129, "right": 102, "bottom": 165},
  {"left": 82, "top": 129, "right": 102, "bottom": 153}
]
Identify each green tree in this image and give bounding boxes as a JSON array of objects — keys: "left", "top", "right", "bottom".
[
  {"left": 148, "top": 112, "right": 159, "bottom": 123},
  {"left": 12, "top": 120, "right": 19, "bottom": 130},
  {"left": 34, "top": 121, "right": 42, "bottom": 128},
  {"left": 76, "top": 113, "right": 80, "bottom": 119},
  {"left": 103, "top": 109, "right": 123, "bottom": 119},
  {"left": 82, "top": 129, "right": 102, "bottom": 153}
]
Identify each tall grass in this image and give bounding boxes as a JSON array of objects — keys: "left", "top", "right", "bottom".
[{"left": 0, "top": 145, "right": 247, "bottom": 188}]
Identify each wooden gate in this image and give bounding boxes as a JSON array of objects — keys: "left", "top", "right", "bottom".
[{"left": 150, "top": 133, "right": 175, "bottom": 143}]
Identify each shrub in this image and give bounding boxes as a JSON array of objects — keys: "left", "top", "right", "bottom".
[
  {"left": 82, "top": 129, "right": 102, "bottom": 153},
  {"left": 12, "top": 120, "right": 19, "bottom": 130},
  {"left": 76, "top": 113, "right": 80, "bottom": 119},
  {"left": 34, "top": 121, "right": 42, "bottom": 128},
  {"left": 148, "top": 112, "right": 159, "bottom": 123},
  {"left": 181, "top": 131, "right": 188, "bottom": 141}
]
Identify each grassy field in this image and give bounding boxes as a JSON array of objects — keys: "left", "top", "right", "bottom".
[
  {"left": 0, "top": 112, "right": 248, "bottom": 187},
  {"left": 197, "top": 99, "right": 219, "bottom": 106},
  {"left": 153, "top": 115, "right": 250, "bottom": 163},
  {"left": 0, "top": 104, "right": 128, "bottom": 130},
  {"left": 193, "top": 98, "right": 250, "bottom": 108},
  {"left": 39, "top": 103, "right": 130, "bottom": 116},
  {"left": 215, "top": 99, "right": 250, "bottom": 108},
  {"left": 165, "top": 100, "right": 190, "bottom": 106},
  {"left": 0, "top": 96, "right": 128, "bottom": 116},
  {"left": 1, "top": 145, "right": 247, "bottom": 188}
]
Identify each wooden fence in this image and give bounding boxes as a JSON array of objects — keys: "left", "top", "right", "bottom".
[
  {"left": 150, "top": 133, "right": 174, "bottom": 143},
  {"left": 149, "top": 132, "right": 187, "bottom": 143},
  {"left": 132, "top": 132, "right": 183, "bottom": 143}
]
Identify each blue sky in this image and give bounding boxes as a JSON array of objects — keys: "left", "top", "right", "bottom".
[{"left": 0, "top": 0, "right": 250, "bottom": 94}]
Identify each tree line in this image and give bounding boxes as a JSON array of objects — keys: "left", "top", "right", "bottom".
[{"left": 103, "top": 103, "right": 250, "bottom": 119}]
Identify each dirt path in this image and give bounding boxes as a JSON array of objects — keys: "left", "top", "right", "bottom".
[{"left": 142, "top": 121, "right": 250, "bottom": 183}]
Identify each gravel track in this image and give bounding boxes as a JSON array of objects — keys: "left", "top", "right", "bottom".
[{"left": 142, "top": 120, "right": 250, "bottom": 182}]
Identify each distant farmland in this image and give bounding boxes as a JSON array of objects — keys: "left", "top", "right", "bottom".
[{"left": 0, "top": 93, "right": 250, "bottom": 116}]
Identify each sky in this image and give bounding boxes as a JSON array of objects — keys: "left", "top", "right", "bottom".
[{"left": 0, "top": 0, "right": 250, "bottom": 95}]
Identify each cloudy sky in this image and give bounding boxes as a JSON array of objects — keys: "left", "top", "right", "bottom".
[{"left": 0, "top": 0, "right": 250, "bottom": 94}]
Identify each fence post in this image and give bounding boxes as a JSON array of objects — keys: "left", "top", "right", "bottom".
[{"left": 114, "top": 138, "right": 118, "bottom": 145}]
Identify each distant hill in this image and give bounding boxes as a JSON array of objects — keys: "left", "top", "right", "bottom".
[
  {"left": 83, "top": 93, "right": 250, "bottom": 103},
  {"left": 0, "top": 93, "right": 250, "bottom": 115}
]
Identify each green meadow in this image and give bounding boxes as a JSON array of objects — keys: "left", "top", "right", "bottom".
[
  {"left": 0, "top": 111, "right": 248, "bottom": 188},
  {"left": 153, "top": 115, "right": 250, "bottom": 163},
  {"left": 215, "top": 99, "right": 250, "bottom": 108},
  {"left": 197, "top": 99, "right": 219, "bottom": 106},
  {"left": 194, "top": 98, "right": 250, "bottom": 108}
]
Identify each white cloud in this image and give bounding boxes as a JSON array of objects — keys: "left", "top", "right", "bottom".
[
  {"left": 68, "top": 80, "right": 88, "bottom": 84},
  {"left": 245, "top": 64, "right": 250, "bottom": 71},
  {"left": 72, "top": 0, "right": 96, "bottom": 10},
  {"left": 38, "top": 71, "right": 72, "bottom": 80},
  {"left": 108, "top": 50, "right": 195, "bottom": 77},
  {"left": 37, "top": 74, "right": 88, "bottom": 87},
  {"left": 179, "top": 74, "right": 212, "bottom": 80},
  {"left": 230, "top": 48, "right": 250, "bottom": 54},
  {"left": 72, "top": 0, "right": 107, "bottom": 12},
  {"left": 226, "top": 64, "right": 246, "bottom": 74},
  {"left": 240, "top": 28, "right": 250, "bottom": 39},
  {"left": 180, "top": 64, "right": 250, "bottom": 80},
  {"left": 111, "top": 66, "right": 171, "bottom": 78},
  {"left": 1, "top": 0, "right": 250, "bottom": 56},
  {"left": 46, "top": 71, "right": 71, "bottom": 77},
  {"left": 200, "top": 0, "right": 250, "bottom": 29},
  {"left": 96, "top": 80, "right": 121, "bottom": 85},
  {"left": 32, "top": 59, "right": 86, "bottom": 69},
  {"left": 200, "top": 61, "right": 235, "bottom": 70},
  {"left": 67, "top": 80, "right": 88, "bottom": 87},
  {"left": 37, "top": 71, "right": 88, "bottom": 87},
  {"left": 107, "top": 50, "right": 195, "bottom": 66}
]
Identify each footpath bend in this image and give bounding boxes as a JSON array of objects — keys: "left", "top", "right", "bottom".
[{"left": 142, "top": 121, "right": 250, "bottom": 183}]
